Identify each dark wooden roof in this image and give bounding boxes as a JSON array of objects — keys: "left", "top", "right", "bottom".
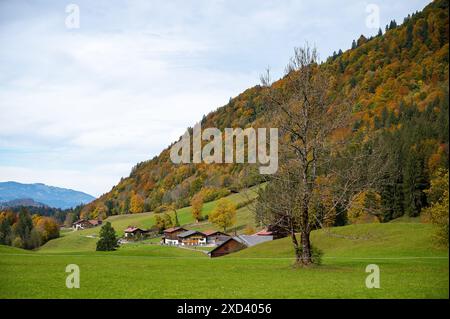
[
  {"left": 203, "top": 230, "right": 229, "bottom": 237},
  {"left": 208, "top": 237, "right": 246, "bottom": 255},
  {"left": 178, "top": 230, "right": 205, "bottom": 238},
  {"left": 163, "top": 226, "right": 186, "bottom": 233}
]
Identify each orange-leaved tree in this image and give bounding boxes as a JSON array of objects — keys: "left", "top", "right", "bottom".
[{"left": 190, "top": 192, "right": 204, "bottom": 222}]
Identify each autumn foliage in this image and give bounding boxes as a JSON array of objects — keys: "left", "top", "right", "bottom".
[
  {"left": 421, "top": 168, "right": 449, "bottom": 245},
  {"left": 79, "top": 0, "right": 448, "bottom": 230},
  {"left": 208, "top": 198, "right": 237, "bottom": 232},
  {"left": 0, "top": 208, "right": 59, "bottom": 249},
  {"left": 190, "top": 192, "right": 204, "bottom": 222}
]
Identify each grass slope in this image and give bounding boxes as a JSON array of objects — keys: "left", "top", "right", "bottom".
[
  {"left": 232, "top": 222, "right": 448, "bottom": 258},
  {"left": 0, "top": 221, "right": 447, "bottom": 298}
]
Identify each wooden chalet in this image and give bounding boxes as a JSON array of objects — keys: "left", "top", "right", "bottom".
[
  {"left": 88, "top": 220, "right": 102, "bottom": 227},
  {"left": 203, "top": 230, "right": 230, "bottom": 245},
  {"left": 177, "top": 230, "right": 207, "bottom": 246},
  {"left": 124, "top": 226, "right": 148, "bottom": 238},
  {"left": 162, "top": 226, "right": 187, "bottom": 245},
  {"left": 72, "top": 219, "right": 102, "bottom": 231}
]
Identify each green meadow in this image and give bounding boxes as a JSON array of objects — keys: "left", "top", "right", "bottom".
[{"left": 0, "top": 215, "right": 448, "bottom": 298}]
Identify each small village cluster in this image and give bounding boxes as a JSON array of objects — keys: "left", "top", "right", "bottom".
[
  {"left": 72, "top": 219, "right": 102, "bottom": 230},
  {"left": 159, "top": 226, "right": 274, "bottom": 257},
  {"left": 72, "top": 219, "right": 277, "bottom": 257}
]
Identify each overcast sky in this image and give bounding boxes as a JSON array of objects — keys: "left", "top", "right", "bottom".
[{"left": 0, "top": 0, "right": 430, "bottom": 197}]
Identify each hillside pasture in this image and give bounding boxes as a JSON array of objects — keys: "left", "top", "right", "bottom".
[{"left": 0, "top": 221, "right": 447, "bottom": 299}]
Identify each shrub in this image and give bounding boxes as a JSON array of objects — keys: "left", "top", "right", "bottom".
[
  {"left": 422, "top": 169, "right": 449, "bottom": 246},
  {"left": 12, "top": 237, "right": 23, "bottom": 248}
]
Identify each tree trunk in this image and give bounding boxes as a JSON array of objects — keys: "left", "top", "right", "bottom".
[
  {"left": 300, "top": 191, "right": 313, "bottom": 266},
  {"left": 300, "top": 230, "right": 312, "bottom": 266},
  {"left": 290, "top": 230, "right": 302, "bottom": 263},
  {"left": 300, "top": 164, "right": 313, "bottom": 266}
]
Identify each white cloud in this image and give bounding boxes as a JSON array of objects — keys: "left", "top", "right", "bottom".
[{"left": 0, "top": 0, "right": 431, "bottom": 196}]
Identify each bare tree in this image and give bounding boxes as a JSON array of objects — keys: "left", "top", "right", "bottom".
[{"left": 256, "top": 45, "right": 386, "bottom": 266}]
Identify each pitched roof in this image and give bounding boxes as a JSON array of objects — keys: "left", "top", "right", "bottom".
[
  {"left": 72, "top": 219, "right": 102, "bottom": 227},
  {"left": 254, "top": 229, "right": 273, "bottom": 236},
  {"left": 208, "top": 237, "right": 245, "bottom": 255},
  {"left": 163, "top": 226, "right": 186, "bottom": 233},
  {"left": 124, "top": 226, "right": 141, "bottom": 233},
  {"left": 203, "top": 230, "right": 229, "bottom": 236},
  {"left": 72, "top": 219, "right": 89, "bottom": 225},
  {"left": 236, "top": 234, "right": 273, "bottom": 247},
  {"left": 178, "top": 230, "right": 205, "bottom": 238}
]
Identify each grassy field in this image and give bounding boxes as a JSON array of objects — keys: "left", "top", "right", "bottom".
[{"left": 0, "top": 220, "right": 448, "bottom": 298}]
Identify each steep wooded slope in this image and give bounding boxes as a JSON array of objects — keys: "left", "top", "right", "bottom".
[{"left": 81, "top": 0, "right": 449, "bottom": 219}]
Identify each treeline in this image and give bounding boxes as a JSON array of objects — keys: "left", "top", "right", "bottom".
[
  {"left": 0, "top": 208, "right": 60, "bottom": 249},
  {"left": 3, "top": 204, "right": 84, "bottom": 227},
  {"left": 374, "top": 96, "right": 448, "bottom": 221},
  {"left": 346, "top": 93, "right": 449, "bottom": 224}
]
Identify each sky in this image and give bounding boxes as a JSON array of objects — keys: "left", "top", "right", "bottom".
[{"left": 0, "top": 0, "right": 431, "bottom": 197}]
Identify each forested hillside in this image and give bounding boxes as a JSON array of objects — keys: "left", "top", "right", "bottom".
[{"left": 80, "top": 0, "right": 449, "bottom": 222}]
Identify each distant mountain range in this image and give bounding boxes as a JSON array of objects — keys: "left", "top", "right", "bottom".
[
  {"left": 0, "top": 198, "right": 47, "bottom": 208},
  {"left": 0, "top": 181, "right": 95, "bottom": 209}
]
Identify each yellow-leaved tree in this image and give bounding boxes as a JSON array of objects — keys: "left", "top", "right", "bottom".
[
  {"left": 93, "top": 203, "right": 108, "bottom": 220},
  {"left": 422, "top": 169, "right": 449, "bottom": 246},
  {"left": 34, "top": 216, "right": 60, "bottom": 242},
  {"left": 347, "top": 190, "right": 382, "bottom": 224},
  {"left": 190, "top": 192, "right": 204, "bottom": 222},
  {"left": 130, "top": 193, "right": 144, "bottom": 214},
  {"left": 208, "top": 198, "right": 236, "bottom": 232}
]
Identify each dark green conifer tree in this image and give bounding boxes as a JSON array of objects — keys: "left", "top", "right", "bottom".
[{"left": 96, "top": 222, "right": 119, "bottom": 251}]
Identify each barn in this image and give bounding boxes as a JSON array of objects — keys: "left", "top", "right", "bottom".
[{"left": 208, "top": 237, "right": 247, "bottom": 258}]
